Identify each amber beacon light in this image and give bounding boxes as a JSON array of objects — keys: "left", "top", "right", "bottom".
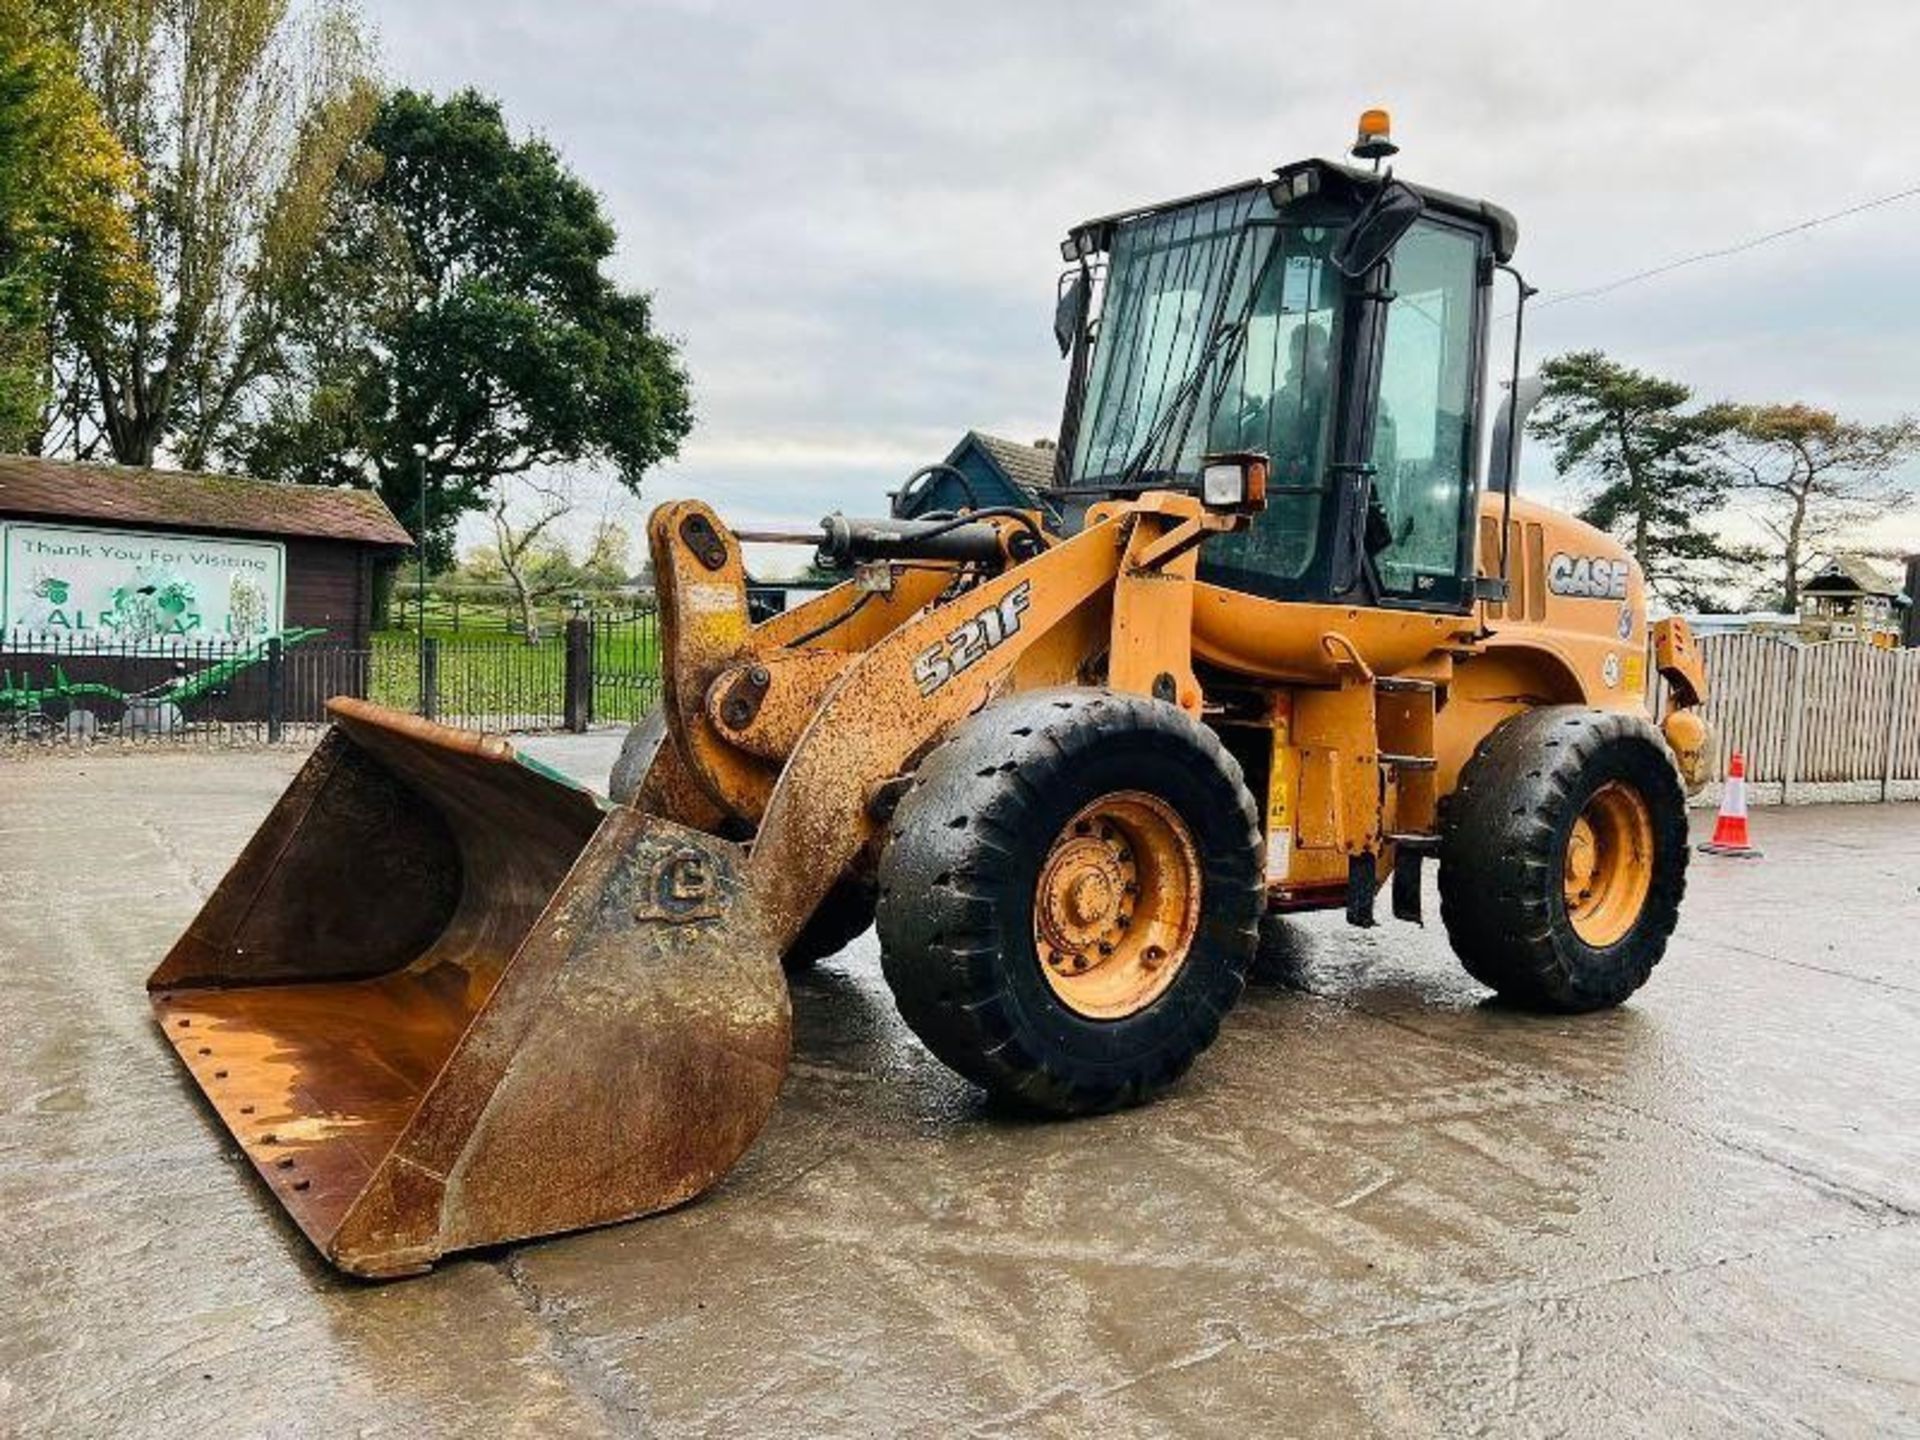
[{"left": 1352, "top": 107, "right": 1398, "bottom": 161}]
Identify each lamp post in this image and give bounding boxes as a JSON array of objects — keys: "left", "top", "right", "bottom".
[
  {"left": 413, "top": 443, "right": 430, "bottom": 710},
  {"left": 414, "top": 443, "right": 430, "bottom": 629}
]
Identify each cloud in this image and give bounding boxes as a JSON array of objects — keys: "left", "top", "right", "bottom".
[{"left": 371, "top": 0, "right": 1920, "bottom": 562}]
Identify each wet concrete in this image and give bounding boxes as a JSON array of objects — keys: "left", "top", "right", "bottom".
[{"left": 3, "top": 744, "right": 1917, "bottom": 1436}]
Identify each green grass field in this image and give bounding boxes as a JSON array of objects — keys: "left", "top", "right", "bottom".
[{"left": 368, "top": 616, "right": 660, "bottom": 726}]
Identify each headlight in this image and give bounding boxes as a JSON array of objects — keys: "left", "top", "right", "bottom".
[
  {"left": 1202, "top": 463, "right": 1245, "bottom": 507},
  {"left": 1266, "top": 166, "right": 1321, "bottom": 209},
  {"left": 1199, "top": 454, "right": 1269, "bottom": 513}
]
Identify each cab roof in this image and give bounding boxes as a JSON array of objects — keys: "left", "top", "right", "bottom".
[{"left": 1064, "top": 157, "right": 1519, "bottom": 264}]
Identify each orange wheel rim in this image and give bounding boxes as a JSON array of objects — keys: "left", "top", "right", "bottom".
[
  {"left": 1034, "top": 791, "right": 1202, "bottom": 1020},
  {"left": 1563, "top": 781, "right": 1654, "bottom": 948}
]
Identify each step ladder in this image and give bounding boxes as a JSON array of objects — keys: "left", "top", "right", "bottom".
[{"left": 1351, "top": 674, "right": 1443, "bottom": 927}]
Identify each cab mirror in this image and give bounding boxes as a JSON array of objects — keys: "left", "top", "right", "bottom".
[
  {"left": 1331, "top": 179, "right": 1424, "bottom": 278},
  {"left": 1054, "top": 267, "right": 1091, "bottom": 357}
]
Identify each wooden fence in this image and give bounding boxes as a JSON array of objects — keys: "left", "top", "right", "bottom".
[{"left": 1655, "top": 633, "right": 1920, "bottom": 802}]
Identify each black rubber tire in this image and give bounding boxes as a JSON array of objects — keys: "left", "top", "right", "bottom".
[
  {"left": 781, "top": 875, "right": 877, "bottom": 973},
  {"left": 875, "top": 689, "right": 1264, "bottom": 1115},
  {"left": 1438, "top": 706, "right": 1687, "bottom": 1012},
  {"left": 608, "top": 708, "right": 669, "bottom": 805}
]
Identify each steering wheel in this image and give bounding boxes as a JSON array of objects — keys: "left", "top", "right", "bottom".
[{"left": 892, "top": 463, "right": 981, "bottom": 519}]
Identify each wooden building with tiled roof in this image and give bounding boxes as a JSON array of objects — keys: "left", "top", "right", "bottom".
[
  {"left": 1, "top": 455, "right": 412, "bottom": 649},
  {"left": 1798, "top": 554, "right": 1909, "bottom": 649}
]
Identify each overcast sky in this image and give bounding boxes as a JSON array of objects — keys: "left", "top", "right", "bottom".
[{"left": 375, "top": 0, "right": 1920, "bottom": 574}]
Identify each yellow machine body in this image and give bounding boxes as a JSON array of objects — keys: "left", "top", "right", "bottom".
[{"left": 638, "top": 490, "right": 1707, "bottom": 920}]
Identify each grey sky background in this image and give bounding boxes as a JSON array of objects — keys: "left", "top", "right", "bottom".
[{"left": 374, "top": 0, "right": 1920, "bottom": 576}]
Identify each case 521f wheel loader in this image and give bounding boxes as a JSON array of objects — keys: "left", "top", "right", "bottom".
[{"left": 149, "top": 117, "right": 1714, "bottom": 1278}]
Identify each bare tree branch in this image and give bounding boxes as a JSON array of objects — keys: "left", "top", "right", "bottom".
[
  {"left": 486, "top": 476, "right": 577, "bottom": 644},
  {"left": 1711, "top": 403, "right": 1920, "bottom": 609}
]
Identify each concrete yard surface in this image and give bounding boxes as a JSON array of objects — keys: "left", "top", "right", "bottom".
[{"left": 2, "top": 743, "right": 1917, "bottom": 1436}]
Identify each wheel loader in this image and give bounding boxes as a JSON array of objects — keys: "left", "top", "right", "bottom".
[{"left": 148, "top": 116, "right": 1713, "bottom": 1277}]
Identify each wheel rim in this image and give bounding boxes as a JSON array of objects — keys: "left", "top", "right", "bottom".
[
  {"left": 1562, "top": 781, "right": 1654, "bottom": 948},
  {"left": 1033, "top": 791, "right": 1202, "bottom": 1020}
]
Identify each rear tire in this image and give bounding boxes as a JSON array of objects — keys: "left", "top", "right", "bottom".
[
  {"left": 1249, "top": 912, "right": 1313, "bottom": 990},
  {"left": 875, "top": 690, "right": 1263, "bottom": 1115},
  {"left": 1438, "top": 706, "right": 1686, "bottom": 1012}
]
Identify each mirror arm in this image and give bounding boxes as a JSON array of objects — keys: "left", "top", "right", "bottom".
[{"left": 1491, "top": 262, "right": 1538, "bottom": 601}]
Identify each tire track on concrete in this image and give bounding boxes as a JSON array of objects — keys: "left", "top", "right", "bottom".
[
  {"left": 1317, "top": 989, "right": 1920, "bottom": 1224},
  {"left": 494, "top": 1251, "right": 644, "bottom": 1438}
]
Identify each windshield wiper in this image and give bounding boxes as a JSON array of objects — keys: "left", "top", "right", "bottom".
[{"left": 1115, "top": 224, "right": 1284, "bottom": 491}]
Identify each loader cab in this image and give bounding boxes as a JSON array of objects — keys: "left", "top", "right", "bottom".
[{"left": 1055, "top": 159, "right": 1517, "bottom": 613}]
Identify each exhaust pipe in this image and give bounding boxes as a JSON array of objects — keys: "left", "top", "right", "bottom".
[{"left": 1486, "top": 372, "right": 1544, "bottom": 495}]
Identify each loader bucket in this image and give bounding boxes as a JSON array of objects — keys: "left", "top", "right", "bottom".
[{"left": 147, "top": 698, "right": 790, "bottom": 1278}]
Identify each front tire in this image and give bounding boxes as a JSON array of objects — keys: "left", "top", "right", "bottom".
[
  {"left": 875, "top": 690, "right": 1263, "bottom": 1115},
  {"left": 1439, "top": 706, "right": 1687, "bottom": 1012}
]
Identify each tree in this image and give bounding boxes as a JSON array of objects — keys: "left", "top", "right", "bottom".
[
  {"left": 49, "top": 0, "right": 376, "bottom": 466},
  {"left": 1529, "top": 351, "right": 1747, "bottom": 608},
  {"left": 1702, "top": 402, "right": 1920, "bottom": 611},
  {"left": 235, "top": 89, "right": 693, "bottom": 567},
  {"left": 483, "top": 478, "right": 577, "bottom": 643},
  {"left": 460, "top": 496, "right": 633, "bottom": 640},
  {"left": 0, "top": 0, "right": 150, "bottom": 451},
  {"left": 578, "top": 519, "right": 633, "bottom": 588}
]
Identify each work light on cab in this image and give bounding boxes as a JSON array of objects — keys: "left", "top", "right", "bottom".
[{"left": 1200, "top": 453, "right": 1269, "bottom": 513}]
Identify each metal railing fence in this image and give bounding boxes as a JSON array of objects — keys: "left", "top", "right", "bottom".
[{"left": 4, "top": 608, "right": 664, "bottom": 747}]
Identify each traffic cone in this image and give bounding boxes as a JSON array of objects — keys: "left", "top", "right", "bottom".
[{"left": 1698, "top": 750, "right": 1763, "bottom": 857}]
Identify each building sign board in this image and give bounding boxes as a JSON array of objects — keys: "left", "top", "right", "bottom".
[{"left": 2, "top": 522, "right": 285, "bottom": 651}]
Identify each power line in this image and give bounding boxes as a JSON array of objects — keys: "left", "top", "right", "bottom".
[{"left": 1527, "top": 181, "right": 1920, "bottom": 313}]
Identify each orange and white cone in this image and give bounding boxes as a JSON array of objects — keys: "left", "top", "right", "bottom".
[{"left": 1698, "top": 750, "right": 1763, "bottom": 858}]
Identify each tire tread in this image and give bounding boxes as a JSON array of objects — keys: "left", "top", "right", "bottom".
[
  {"left": 876, "top": 689, "right": 1262, "bottom": 1113},
  {"left": 1438, "top": 706, "right": 1687, "bottom": 1012}
]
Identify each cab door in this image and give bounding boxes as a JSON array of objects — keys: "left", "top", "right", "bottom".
[{"left": 1364, "top": 218, "right": 1487, "bottom": 611}]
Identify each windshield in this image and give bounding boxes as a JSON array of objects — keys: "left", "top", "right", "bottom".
[{"left": 1069, "top": 186, "right": 1347, "bottom": 581}]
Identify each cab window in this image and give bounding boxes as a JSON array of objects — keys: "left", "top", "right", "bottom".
[
  {"left": 1193, "top": 225, "right": 1345, "bottom": 586},
  {"left": 1369, "top": 221, "right": 1480, "bottom": 599}
]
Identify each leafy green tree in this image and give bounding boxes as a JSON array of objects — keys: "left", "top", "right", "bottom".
[
  {"left": 50, "top": 0, "right": 376, "bottom": 465},
  {"left": 0, "top": 0, "right": 150, "bottom": 450},
  {"left": 1702, "top": 402, "right": 1920, "bottom": 611},
  {"left": 236, "top": 89, "right": 692, "bottom": 566},
  {"left": 1529, "top": 350, "right": 1747, "bottom": 608}
]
